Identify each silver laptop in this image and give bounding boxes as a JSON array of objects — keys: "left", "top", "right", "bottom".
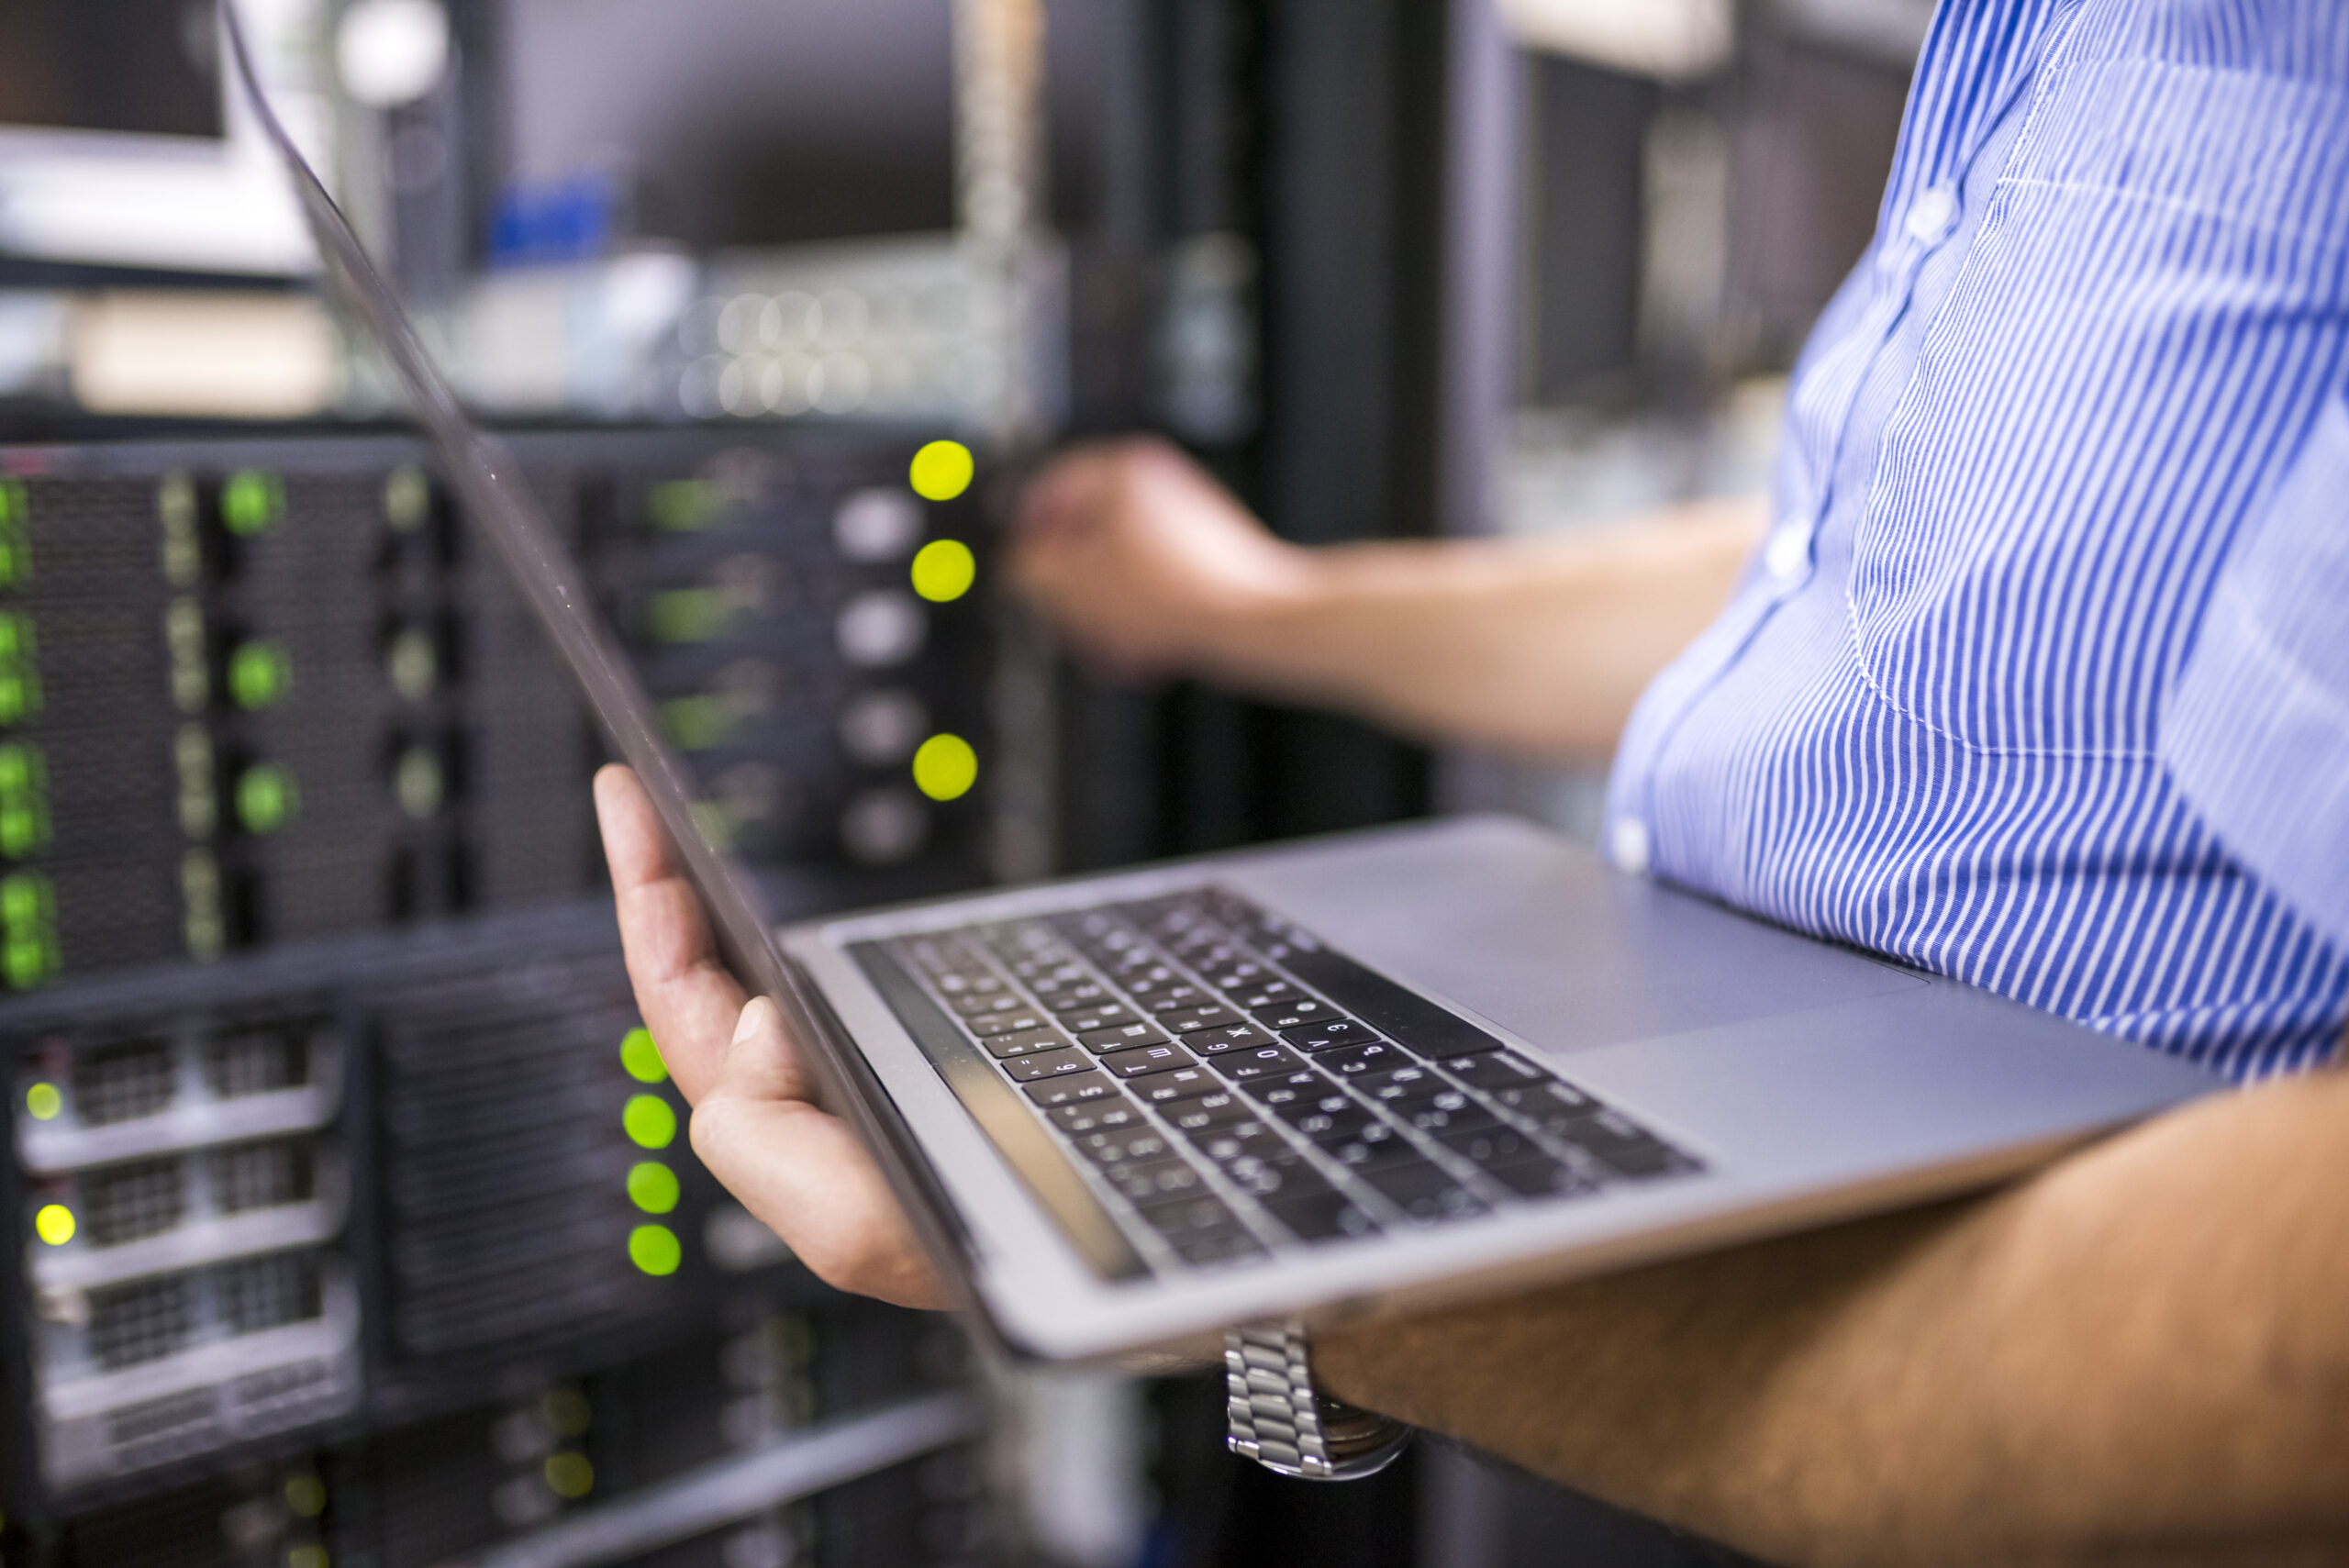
[{"left": 228, "top": 17, "right": 2219, "bottom": 1365}]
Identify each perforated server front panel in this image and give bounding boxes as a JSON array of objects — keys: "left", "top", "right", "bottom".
[{"left": 0, "top": 430, "right": 995, "bottom": 1562}]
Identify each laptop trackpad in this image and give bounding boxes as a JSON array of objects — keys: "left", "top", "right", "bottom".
[{"left": 1244, "top": 822, "right": 1926, "bottom": 1056}]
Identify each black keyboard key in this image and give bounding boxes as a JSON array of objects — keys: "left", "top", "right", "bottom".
[
  {"left": 1178, "top": 1021, "right": 1275, "bottom": 1054},
  {"left": 1314, "top": 1040, "right": 1414, "bottom": 1077},
  {"left": 1022, "top": 1072, "right": 1117, "bottom": 1107},
  {"left": 1277, "top": 942, "right": 1504, "bottom": 1057},
  {"left": 1237, "top": 1069, "right": 1325, "bottom": 1106},
  {"left": 1063, "top": 1002, "right": 1144, "bottom": 1033},
  {"left": 981, "top": 1026, "right": 1070, "bottom": 1060},
  {"left": 1287, "top": 1104, "right": 1375, "bottom": 1141},
  {"left": 1315, "top": 1122, "right": 1421, "bottom": 1172},
  {"left": 968, "top": 1009, "right": 1052, "bottom": 1037},
  {"left": 1434, "top": 1122, "right": 1549, "bottom": 1168},
  {"left": 1159, "top": 1003, "right": 1242, "bottom": 1034},
  {"left": 935, "top": 971, "right": 1004, "bottom": 997},
  {"left": 1142, "top": 984, "right": 1215, "bottom": 1014},
  {"left": 1101, "top": 1156, "right": 1209, "bottom": 1207},
  {"left": 1050, "top": 1099, "right": 1145, "bottom": 1136},
  {"left": 1098, "top": 1041, "right": 1198, "bottom": 1078},
  {"left": 1264, "top": 1188, "right": 1382, "bottom": 1244},
  {"left": 951, "top": 990, "right": 1026, "bottom": 1018},
  {"left": 1268, "top": 1088, "right": 1361, "bottom": 1128},
  {"left": 1078, "top": 1020, "right": 1169, "bottom": 1053},
  {"left": 1250, "top": 998, "right": 1339, "bottom": 1030},
  {"left": 1232, "top": 981, "right": 1303, "bottom": 1009},
  {"left": 1397, "top": 1097, "right": 1499, "bottom": 1136},
  {"left": 1282, "top": 1019, "right": 1381, "bottom": 1052},
  {"left": 1550, "top": 1110, "right": 1697, "bottom": 1178},
  {"left": 1361, "top": 1161, "right": 1488, "bottom": 1224},
  {"left": 1219, "top": 1152, "right": 1333, "bottom": 1205},
  {"left": 1161, "top": 1092, "right": 1255, "bottom": 1134},
  {"left": 1497, "top": 1082, "right": 1604, "bottom": 1136},
  {"left": 1001, "top": 1047, "right": 1092, "bottom": 1082},
  {"left": 1187, "top": 1119, "right": 1286, "bottom": 1167},
  {"left": 1483, "top": 1153, "right": 1604, "bottom": 1200},
  {"left": 1198, "top": 962, "right": 1270, "bottom": 993},
  {"left": 1073, "top": 1127, "right": 1176, "bottom": 1166},
  {"left": 1356, "top": 1064, "right": 1442, "bottom": 1103},
  {"left": 1130, "top": 1066, "right": 1219, "bottom": 1105},
  {"left": 1140, "top": 1195, "right": 1265, "bottom": 1265},
  {"left": 1437, "top": 1051, "right": 1555, "bottom": 1091},
  {"left": 1039, "top": 983, "right": 1112, "bottom": 1013},
  {"left": 1207, "top": 1044, "right": 1306, "bottom": 1082}
]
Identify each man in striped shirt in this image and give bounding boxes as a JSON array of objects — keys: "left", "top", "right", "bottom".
[{"left": 597, "top": 2, "right": 2349, "bottom": 1561}]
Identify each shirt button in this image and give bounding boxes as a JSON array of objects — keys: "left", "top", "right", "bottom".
[
  {"left": 1903, "top": 185, "right": 1958, "bottom": 243},
  {"left": 1764, "top": 523, "right": 1812, "bottom": 583},
  {"left": 1609, "top": 818, "right": 1651, "bottom": 876}
]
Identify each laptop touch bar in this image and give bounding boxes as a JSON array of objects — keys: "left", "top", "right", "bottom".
[{"left": 852, "top": 887, "right": 1703, "bottom": 1281}]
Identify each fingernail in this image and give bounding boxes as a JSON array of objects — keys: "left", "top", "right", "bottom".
[{"left": 732, "top": 997, "right": 767, "bottom": 1046}]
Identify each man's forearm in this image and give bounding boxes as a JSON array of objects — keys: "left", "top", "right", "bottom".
[
  {"left": 1193, "top": 496, "right": 1765, "bottom": 763},
  {"left": 1314, "top": 1068, "right": 2349, "bottom": 1568}
]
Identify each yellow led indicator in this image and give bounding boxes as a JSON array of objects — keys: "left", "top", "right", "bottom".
[
  {"left": 909, "top": 539, "right": 975, "bottom": 603},
  {"left": 544, "top": 1451, "right": 596, "bottom": 1498},
  {"left": 619, "top": 1027, "right": 667, "bottom": 1084},
  {"left": 628, "top": 1223, "right": 683, "bottom": 1276},
  {"left": 228, "top": 640, "right": 292, "bottom": 711},
  {"left": 34, "top": 1204, "right": 73, "bottom": 1245},
  {"left": 222, "top": 471, "right": 284, "bottom": 536},
  {"left": 25, "top": 1082, "right": 60, "bottom": 1120},
  {"left": 284, "top": 1474, "right": 328, "bottom": 1518},
  {"left": 911, "top": 733, "right": 978, "bottom": 802},
  {"left": 627, "top": 1161, "right": 680, "bottom": 1215},
  {"left": 237, "top": 764, "right": 298, "bottom": 835},
  {"left": 908, "top": 440, "right": 974, "bottom": 502},
  {"left": 288, "top": 1544, "right": 329, "bottom": 1568},
  {"left": 622, "top": 1094, "right": 676, "bottom": 1150}
]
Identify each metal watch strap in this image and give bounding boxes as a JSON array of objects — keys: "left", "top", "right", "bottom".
[{"left": 1225, "top": 1319, "right": 1412, "bottom": 1480}]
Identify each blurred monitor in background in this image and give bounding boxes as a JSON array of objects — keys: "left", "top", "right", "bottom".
[{"left": 0, "top": 0, "right": 221, "bottom": 140}]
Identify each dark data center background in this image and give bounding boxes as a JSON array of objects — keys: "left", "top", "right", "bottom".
[{"left": 0, "top": 0, "right": 1920, "bottom": 1563}]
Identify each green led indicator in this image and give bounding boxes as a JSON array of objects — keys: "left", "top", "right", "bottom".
[
  {"left": 4, "top": 932, "right": 56, "bottom": 990},
  {"left": 911, "top": 733, "right": 978, "bottom": 803},
  {"left": 647, "top": 587, "right": 730, "bottom": 645},
  {"left": 623, "top": 1093, "right": 677, "bottom": 1150},
  {"left": 0, "top": 669, "right": 39, "bottom": 727},
  {"left": 619, "top": 1027, "right": 667, "bottom": 1084},
  {"left": 222, "top": 471, "right": 284, "bottom": 536},
  {"left": 628, "top": 1223, "right": 683, "bottom": 1276},
  {"left": 0, "top": 480, "right": 23, "bottom": 528},
  {"left": 909, "top": 539, "right": 976, "bottom": 603},
  {"left": 0, "top": 539, "right": 26, "bottom": 592},
  {"left": 659, "top": 693, "right": 734, "bottom": 751},
  {"left": 25, "top": 1082, "right": 60, "bottom": 1120},
  {"left": 648, "top": 480, "right": 723, "bottom": 532},
  {"left": 236, "top": 763, "right": 297, "bottom": 835},
  {"left": 228, "top": 641, "right": 292, "bottom": 711},
  {"left": 0, "top": 612, "right": 34, "bottom": 661},
  {"left": 0, "top": 801, "right": 48, "bottom": 859},
  {"left": 0, "top": 742, "right": 39, "bottom": 796},
  {"left": 1, "top": 870, "right": 51, "bottom": 929},
  {"left": 627, "top": 1161, "right": 680, "bottom": 1214},
  {"left": 908, "top": 440, "right": 974, "bottom": 502}
]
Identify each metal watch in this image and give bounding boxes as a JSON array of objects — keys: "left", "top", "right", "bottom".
[{"left": 1225, "top": 1319, "right": 1413, "bottom": 1480}]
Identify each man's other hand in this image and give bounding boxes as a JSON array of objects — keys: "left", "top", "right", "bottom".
[
  {"left": 593, "top": 764, "right": 949, "bottom": 1309},
  {"left": 1011, "top": 436, "right": 1312, "bottom": 683}
]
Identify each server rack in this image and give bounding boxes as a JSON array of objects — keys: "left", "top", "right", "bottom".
[{"left": 0, "top": 427, "right": 998, "bottom": 1566}]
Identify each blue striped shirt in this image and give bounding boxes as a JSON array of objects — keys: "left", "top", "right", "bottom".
[{"left": 1606, "top": 0, "right": 2349, "bottom": 1081}]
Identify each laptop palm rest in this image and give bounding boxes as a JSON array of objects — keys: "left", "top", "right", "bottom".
[{"left": 1226, "top": 817, "right": 1925, "bottom": 1058}]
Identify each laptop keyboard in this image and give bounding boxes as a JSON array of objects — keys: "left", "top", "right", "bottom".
[{"left": 879, "top": 886, "right": 1700, "bottom": 1276}]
